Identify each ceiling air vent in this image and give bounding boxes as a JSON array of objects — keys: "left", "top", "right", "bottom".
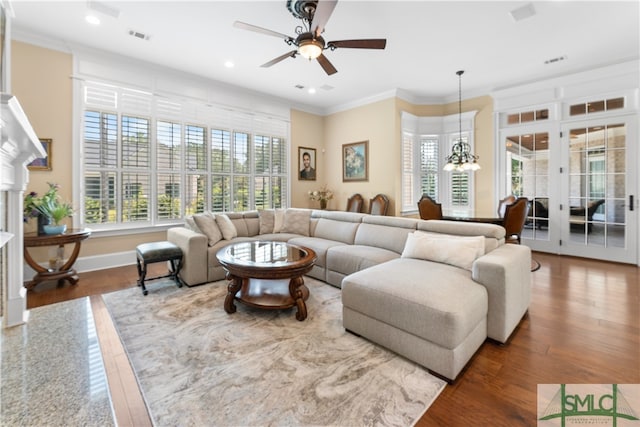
[
  {"left": 544, "top": 55, "right": 567, "bottom": 65},
  {"left": 128, "top": 30, "right": 150, "bottom": 41},
  {"left": 294, "top": 84, "right": 305, "bottom": 90}
]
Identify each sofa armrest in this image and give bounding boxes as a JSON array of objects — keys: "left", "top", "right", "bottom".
[
  {"left": 167, "top": 227, "right": 208, "bottom": 286},
  {"left": 471, "top": 244, "right": 531, "bottom": 343}
]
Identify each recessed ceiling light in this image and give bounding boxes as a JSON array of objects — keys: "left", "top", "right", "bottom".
[
  {"left": 85, "top": 15, "right": 101, "bottom": 25},
  {"left": 224, "top": 61, "right": 234, "bottom": 68},
  {"left": 308, "top": 88, "right": 316, "bottom": 94}
]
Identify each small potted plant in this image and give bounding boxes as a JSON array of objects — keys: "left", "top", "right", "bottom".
[
  {"left": 24, "top": 182, "right": 74, "bottom": 235},
  {"left": 308, "top": 185, "right": 334, "bottom": 210}
]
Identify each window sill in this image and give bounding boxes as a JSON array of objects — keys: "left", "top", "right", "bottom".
[{"left": 81, "top": 222, "right": 184, "bottom": 239}]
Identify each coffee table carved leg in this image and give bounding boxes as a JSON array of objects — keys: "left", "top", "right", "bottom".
[
  {"left": 224, "top": 273, "right": 242, "bottom": 314},
  {"left": 289, "top": 276, "right": 307, "bottom": 321}
]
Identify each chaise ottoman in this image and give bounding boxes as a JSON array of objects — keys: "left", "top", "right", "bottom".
[{"left": 341, "top": 258, "right": 488, "bottom": 382}]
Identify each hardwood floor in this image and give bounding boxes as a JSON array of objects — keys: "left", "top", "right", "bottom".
[{"left": 27, "top": 253, "right": 639, "bottom": 427}]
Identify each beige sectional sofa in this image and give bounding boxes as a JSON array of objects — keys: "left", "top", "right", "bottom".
[{"left": 167, "top": 208, "right": 531, "bottom": 381}]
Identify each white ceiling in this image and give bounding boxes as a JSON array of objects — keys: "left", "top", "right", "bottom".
[{"left": 8, "top": 0, "right": 640, "bottom": 114}]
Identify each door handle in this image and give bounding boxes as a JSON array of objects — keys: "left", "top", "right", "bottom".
[{"left": 630, "top": 195, "right": 634, "bottom": 211}]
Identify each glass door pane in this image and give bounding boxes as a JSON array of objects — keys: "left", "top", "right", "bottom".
[
  {"left": 505, "top": 131, "right": 550, "bottom": 243},
  {"left": 563, "top": 120, "right": 637, "bottom": 263}
]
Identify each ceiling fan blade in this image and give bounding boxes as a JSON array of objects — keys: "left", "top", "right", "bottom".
[
  {"left": 328, "top": 39, "right": 387, "bottom": 49},
  {"left": 317, "top": 53, "right": 338, "bottom": 76},
  {"left": 233, "top": 21, "right": 293, "bottom": 42},
  {"left": 261, "top": 50, "right": 298, "bottom": 68},
  {"left": 311, "top": 0, "right": 338, "bottom": 38}
]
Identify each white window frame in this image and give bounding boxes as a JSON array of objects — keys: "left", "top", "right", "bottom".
[
  {"left": 79, "top": 80, "right": 289, "bottom": 232},
  {"left": 401, "top": 111, "right": 477, "bottom": 216}
]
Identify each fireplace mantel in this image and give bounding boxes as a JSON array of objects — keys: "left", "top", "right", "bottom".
[{"left": 1, "top": 93, "right": 45, "bottom": 327}]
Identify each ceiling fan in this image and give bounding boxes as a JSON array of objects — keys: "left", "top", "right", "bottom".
[{"left": 233, "top": 0, "right": 387, "bottom": 76}]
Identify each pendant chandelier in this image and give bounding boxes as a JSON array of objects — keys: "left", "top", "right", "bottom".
[{"left": 443, "top": 70, "right": 481, "bottom": 172}]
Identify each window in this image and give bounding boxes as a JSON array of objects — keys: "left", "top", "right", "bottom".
[
  {"left": 401, "top": 112, "right": 476, "bottom": 215},
  {"left": 419, "top": 135, "right": 439, "bottom": 200},
  {"left": 81, "top": 82, "right": 288, "bottom": 230},
  {"left": 569, "top": 97, "right": 624, "bottom": 116},
  {"left": 506, "top": 108, "right": 549, "bottom": 125}
]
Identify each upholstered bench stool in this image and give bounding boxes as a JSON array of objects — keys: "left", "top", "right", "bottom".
[
  {"left": 341, "top": 258, "right": 488, "bottom": 382},
  {"left": 135, "top": 241, "right": 183, "bottom": 295}
]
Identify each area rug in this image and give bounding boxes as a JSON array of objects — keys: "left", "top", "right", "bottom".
[{"left": 102, "top": 278, "right": 446, "bottom": 426}]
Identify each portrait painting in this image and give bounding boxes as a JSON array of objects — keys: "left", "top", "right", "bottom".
[
  {"left": 342, "top": 141, "right": 368, "bottom": 182},
  {"left": 298, "top": 147, "right": 316, "bottom": 181},
  {"left": 28, "top": 139, "right": 52, "bottom": 171}
]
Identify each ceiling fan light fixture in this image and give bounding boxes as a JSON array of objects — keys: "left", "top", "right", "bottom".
[{"left": 298, "top": 39, "right": 323, "bottom": 60}]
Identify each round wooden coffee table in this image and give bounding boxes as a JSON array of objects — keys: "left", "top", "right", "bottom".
[{"left": 216, "top": 241, "right": 317, "bottom": 321}]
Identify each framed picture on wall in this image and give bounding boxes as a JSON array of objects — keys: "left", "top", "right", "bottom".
[
  {"left": 298, "top": 147, "right": 317, "bottom": 181},
  {"left": 27, "top": 139, "right": 52, "bottom": 171},
  {"left": 342, "top": 140, "right": 368, "bottom": 182}
]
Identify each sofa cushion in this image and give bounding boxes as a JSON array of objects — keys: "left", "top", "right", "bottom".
[
  {"left": 242, "top": 211, "right": 260, "bottom": 237},
  {"left": 327, "top": 245, "right": 400, "bottom": 276},
  {"left": 417, "top": 220, "right": 504, "bottom": 253},
  {"left": 355, "top": 219, "right": 417, "bottom": 254},
  {"left": 216, "top": 214, "right": 238, "bottom": 240},
  {"left": 258, "top": 209, "right": 275, "bottom": 234},
  {"left": 281, "top": 208, "right": 311, "bottom": 236},
  {"left": 342, "top": 258, "right": 488, "bottom": 349},
  {"left": 288, "top": 237, "right": 347, "bottom": 268},
  {"left": 401, "top": 231, "right": 485, "bottom": 271},
  {"left": 313, "top": 218, "right": 360, "bottom": 244},
  {"left": 274, "top": 208, "right": 285, "bottom": 233},
  {"left": 184, "top": 215, "right": 202, "bottom": 234},
  {"left": 193, "top": 212, "right": 223, "bottom": 246}
]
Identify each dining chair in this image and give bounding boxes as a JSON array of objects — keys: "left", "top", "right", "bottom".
[
  {"left": 417, "top": 194, "right": 443, "bottom": 220},
  {"left": 503, "top": 197, "right": 529, "bottom": 244},
  {"left": 497, "top": 195, "right": 516, "bottom": 218},
  {"left": 346, "top": 193, "right": 364, "bottom": 213},
  {"left": 369, "top": 194, "right": 389, "bottom": 216}
]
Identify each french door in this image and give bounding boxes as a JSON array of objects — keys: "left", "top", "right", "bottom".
[
  {"left": 559, "top": 116, "right": 637, "bottom": 263},
  {"left": 501, "top": 115, "right": 637, "bottom": 263}
]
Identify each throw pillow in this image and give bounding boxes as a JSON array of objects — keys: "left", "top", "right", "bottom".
[
  {"left": 184, "top": 216, "right": 202, "bottom": 234},
  {"left": 216, "top": 214, "right": 238, "bottom": 240},
  {"left": 273, "top": 208, "right": 285, "bottom": 233},
  {"left": 192, "top": 212, "right": 223, "bottom": 246},
  {"left": 401, "top": 231, "right": 485, "bottom": 271},
  {"left": 280, "top": 208, "right": 311, "bottom": 236},
  {"left": 258, "top": 209, "right": 275, "bottom": 234}
]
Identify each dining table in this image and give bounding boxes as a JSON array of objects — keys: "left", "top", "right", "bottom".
[{"left": 441, "top": 215, "right": 504, "bottom": 225}]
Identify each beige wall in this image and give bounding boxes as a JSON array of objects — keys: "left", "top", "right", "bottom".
[
  {"left": 12, "top": 41, "right": 166, "bottom": 263},
  {"left": 313, "top": 95, "right": 494, "bottom": 216},
  {"left": 12, "top": 41, "right": 73, "bottom": 215},
  {"left": 290, "top": 109, "right": 324, "bottom": 209},
  {"left": 442, "top": 95, "right": 495, "bottom": 216},
  {"left": 322, "top": 98, "right": 398, "bottom": 213},
  {"left": 13, "top": 40, "right": 497, "bottom": 265}
]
